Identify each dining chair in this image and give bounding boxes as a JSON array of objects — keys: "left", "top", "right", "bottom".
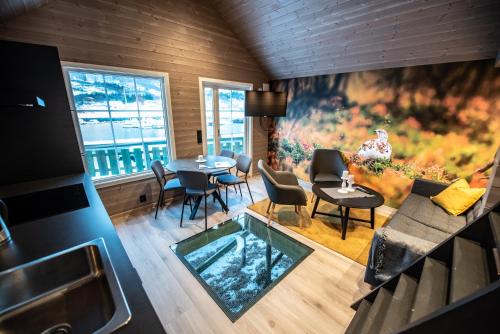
[
  {"left": 211, "top": 149, "right": 235, "bottom": 180},
  {"left": 220, "top": 149, "right": 235, "bottom": 158},
  {"left": 177, "top": 170, "right": 228, "bottom": 230},
  {"left": 151, "top": 160, "right": 190, "bottom": 219},
  {"left": 216, "top": 154, "right": 254, "bottom": 207},
  {"left": 258, "top": 160, "right": 307, "bottom": 226}
]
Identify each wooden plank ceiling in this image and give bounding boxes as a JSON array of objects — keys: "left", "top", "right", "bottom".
[{"left": 212, "top": 0, "right": 500, "bottom": 79}]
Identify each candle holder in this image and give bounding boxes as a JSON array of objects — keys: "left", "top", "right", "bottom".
[
  {"left": 347, "top": 175, "right": 355, "bottom": 192},
  {"left": 338, "top": 173, "right": 350, "bottom": 193}
]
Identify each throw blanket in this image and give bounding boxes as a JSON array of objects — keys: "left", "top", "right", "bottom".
[{"left": 369, "top": 227, "right": 437, "bottom": 281}]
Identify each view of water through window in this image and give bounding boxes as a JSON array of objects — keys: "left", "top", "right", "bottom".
[{"left": 66, "top": 68, "right": 171, "bottom": 180}]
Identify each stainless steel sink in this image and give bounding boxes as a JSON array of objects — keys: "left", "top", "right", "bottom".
[{"left": 0, "top": 238, "right": 131, "bottom": 334}]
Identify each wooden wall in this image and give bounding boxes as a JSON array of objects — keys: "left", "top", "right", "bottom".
[
  {"left": 213, "top": 0, "right": 500, "bottom": 79},
  {"left": 0, "top": 0, "right": 269, "bottom": 215}
]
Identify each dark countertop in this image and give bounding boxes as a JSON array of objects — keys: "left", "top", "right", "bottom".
[{"left": 0, "top": 173, "right": 166, "bottom": 334}]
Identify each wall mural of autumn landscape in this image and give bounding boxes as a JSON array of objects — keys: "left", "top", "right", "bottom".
[{"left": 269, "top": 60, "right": 500, "bottom": 208}]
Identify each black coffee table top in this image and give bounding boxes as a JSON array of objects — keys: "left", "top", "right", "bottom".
[
  {"left": 166, "top": 155, "right": 236, "bottom": 174},
  {"left": 312, "top": 181, "right": 384, "bottom": 209}
]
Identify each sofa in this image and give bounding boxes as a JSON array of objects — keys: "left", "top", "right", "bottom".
[{"left": 365, "top": 149, "right": 499, "bottom": 285}]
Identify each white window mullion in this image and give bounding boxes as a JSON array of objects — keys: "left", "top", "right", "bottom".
[
  {"left": 133, "top": 77, "right": 148, "bottom": 168},
  {"left": 101, "top": 73, "right": 120, "bottom": 177},
  {"left": 213, "top": 88, "right": 221, "bottom": 154}
]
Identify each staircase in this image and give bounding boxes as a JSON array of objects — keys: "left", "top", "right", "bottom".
[{"left": 346, "top": 204, "right": 500, "bottom": 334}]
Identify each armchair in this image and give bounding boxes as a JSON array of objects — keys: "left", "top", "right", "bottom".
[
  {"left": 309, "top": 148, "right": 348, "bottom": 183},
  {"left": 257, "top": 160, "right": 307, "bottom": 225},
  {"left": 309, "top": 149, "right": 348, "bottom": 202}
]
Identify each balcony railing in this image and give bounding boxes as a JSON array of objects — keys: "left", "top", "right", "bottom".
[
  {"left": 85, "top": 136, "right": 244, "bottom": 179},
  {"left": 207, "top": 136, "right": 244, "bottom": 156},
  {"left": 85, "top": 141, "right": 169, "bottom": 179}
]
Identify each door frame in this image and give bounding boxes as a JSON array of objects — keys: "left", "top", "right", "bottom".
[{"left": 198, "top": 77, "right": 253, "bottom": 157}]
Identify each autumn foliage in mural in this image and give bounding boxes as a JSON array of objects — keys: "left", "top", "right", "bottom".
[{"left": 270, "top": 60, "right": 500, "bottom": 208}]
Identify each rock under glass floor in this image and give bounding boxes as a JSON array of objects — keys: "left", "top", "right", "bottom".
[{"left": 171, "top": 213, "right": 313, "bottom": 321}]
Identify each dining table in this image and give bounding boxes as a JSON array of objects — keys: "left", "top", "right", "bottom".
[{"left": 165, "top": 155, "right": 236, "bottom": 219}]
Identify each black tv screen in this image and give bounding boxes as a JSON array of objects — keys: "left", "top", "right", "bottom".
[{"left": 245, "top": 91, "right": 287, "bottom": 117}]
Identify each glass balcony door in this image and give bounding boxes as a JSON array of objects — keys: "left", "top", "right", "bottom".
[{"left": 202, "top": 81, "right": 252, "bottom": 156}]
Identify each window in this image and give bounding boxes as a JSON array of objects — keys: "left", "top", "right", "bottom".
[
  {"left": 200, "top": 78, "right": 252, "bottom": 156},
  {"left": 63, "top": 65, "right": 174, "bottom": 182}
]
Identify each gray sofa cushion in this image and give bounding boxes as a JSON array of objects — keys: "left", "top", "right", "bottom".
[
  {"left": 388, "top": 212, "right": 450, "bottom": 244},
  {"left": 397, "top": 193, "right": 466, "bottom": 234},
  {"left": 314, "top": 173, "right": 342, "bottom": 182}
]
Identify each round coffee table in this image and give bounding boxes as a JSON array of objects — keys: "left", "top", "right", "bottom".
[{"left": 311, "top": 182, "right": 384, "bottom": 240}]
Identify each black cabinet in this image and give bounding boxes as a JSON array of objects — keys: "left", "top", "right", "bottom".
[{"left": 0, "top": 40, "right": 84, "bottom": 185}]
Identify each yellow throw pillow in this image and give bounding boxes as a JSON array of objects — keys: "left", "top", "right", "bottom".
[{"left": 431, "top": 179, "right": 485, "bottom": 216}]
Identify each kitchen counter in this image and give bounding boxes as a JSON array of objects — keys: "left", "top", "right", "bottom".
[{"left": 0, "top": 173, "right": 165, "bottom": 333}]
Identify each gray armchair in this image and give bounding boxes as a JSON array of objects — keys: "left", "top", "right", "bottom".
[
  {"left": 258, "top": 160, "right": 307, "bottom": 225},
  {"left": 309, "top": 149, "right": 348, "bottom": 203},
  {"left": 309, "top": 149, "right": 348, "bottom": 183}
]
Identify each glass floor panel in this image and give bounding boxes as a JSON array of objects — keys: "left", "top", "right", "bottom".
[{"left": 170, "top": 213, "right": 313, "bottom": 321}]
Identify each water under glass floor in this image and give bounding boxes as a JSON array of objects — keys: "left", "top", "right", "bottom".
[{"left": 170, "top": 213, "right": 313, "bottom": 321}]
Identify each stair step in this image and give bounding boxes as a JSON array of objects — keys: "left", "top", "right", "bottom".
[
  {"left": 409, "top": 257, "right": 449, "bottom": 322},
  {"left": 449, "top": 236, "right": 490, "bottom": 303},
  {"left": 345, "top": 299, "right": 372, "bottom": 334},
  {"left": 490, "top": 212, "right": 500, "bottom": 246},
  {"left": 380, "top": 274, "right": 418, "bottom": 333},
  {"left": 490, "top": 212, "right": 500, "bottom": 276},
  {"left": 359, "top": 288, "right": 393, "bottom": 334}
]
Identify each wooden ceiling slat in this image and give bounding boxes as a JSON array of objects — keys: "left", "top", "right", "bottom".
[
  {"left": 223, "top": 0, "right": 398, "bottom": 34},
  {"left": 212, "top": 0, "right": 500, "bottom": 79},
  {"left": 237, "top": 0, "right": 484, "bottom": 49},
  {"left": 276, "top": 43, "right": 495, "bottom": 78},
  {"left": 259, "top": 11, "right": 500, "bottom": 63}
]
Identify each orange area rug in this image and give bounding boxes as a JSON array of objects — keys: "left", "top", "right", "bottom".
[{"left": 248, "top": 192, "right": 389, "bottom": 265}]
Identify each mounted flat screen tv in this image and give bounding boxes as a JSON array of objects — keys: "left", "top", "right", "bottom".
[{"left": 245, "top": 91, "right": 288, "bottom": 117}]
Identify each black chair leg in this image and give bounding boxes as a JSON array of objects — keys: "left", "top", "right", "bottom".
[
  {"left": 246, "top": 181, "right": 254, "bottom": 203},
  {"left": 188, "top": 196, "right": 192, "bottom": 212},
  {"left": 204, "top": 194, "right": 208, "bottom": 231},
  {"left": 213, "top": 190, "right": 228, "bottom": 212},
  {"left": 155, "top": 189, "right": 163, "bottom": 219},
  {"left": 225, "top": 185, "right": 229, "bottom": 204},
  {"left": 213, "top": 182, "right": 216, "bottom": 203},
  {"left": 180, "top": 193, "right": 186, "bottom": 227},
  {"left": 234, "top": 185, "right": 238, "bottom": 194},
  {"left": 238, "top": 184, "right": 242, "bottom": 198}
]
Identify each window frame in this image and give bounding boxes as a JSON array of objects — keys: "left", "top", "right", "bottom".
[
  {"left": 62, "top": 62, "right": 176, "bottom": 188},
  {"left": 198, "top": 77, "right": 253, "bottom": 159}
]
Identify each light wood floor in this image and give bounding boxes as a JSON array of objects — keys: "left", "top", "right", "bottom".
[{"left": 112, "top": 176, "right": 376, "bottom": 334}]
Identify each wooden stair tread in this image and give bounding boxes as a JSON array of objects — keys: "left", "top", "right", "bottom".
[
  {"left": 359, "top": 288, "right": 393, "bottom": 334},
  {"left": 410, "top": 257, "right": 449, "bottom": 322},
  {"left": 345, "top": 299, "right": 371, "bottom": 334},
  {"left": 380, "top": 274, "right": 418, "bottom": 333},
  {"left": 450, "top": 236, "right": 490, "bottom": 303}
]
